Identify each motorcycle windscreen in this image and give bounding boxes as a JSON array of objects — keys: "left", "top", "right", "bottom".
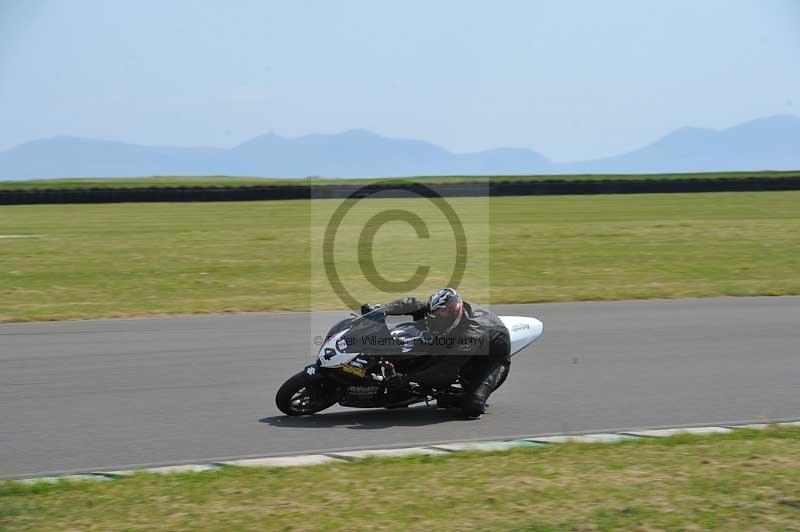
[{"left": 342, "top": 308, "right": 401, "bottom": 354}]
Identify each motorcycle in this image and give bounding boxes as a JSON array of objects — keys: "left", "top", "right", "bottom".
[{"left": 275, "top": 307, "right": 543, "bottom": 416}]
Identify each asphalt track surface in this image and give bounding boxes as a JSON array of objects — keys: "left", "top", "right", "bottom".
[{"left": 1, "top": 297, "right": 798, "bottom": 478}]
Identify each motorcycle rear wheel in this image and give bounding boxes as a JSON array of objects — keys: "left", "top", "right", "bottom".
[{"left": 275, "top": 371, "right": 338, "bottom": 416}]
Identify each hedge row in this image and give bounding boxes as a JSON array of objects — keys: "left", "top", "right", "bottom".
[{"left": 2, "top": 176, "right": 799, "bottom": 205}]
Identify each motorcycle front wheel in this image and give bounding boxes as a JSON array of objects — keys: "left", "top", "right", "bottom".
[{"left": 275, "top": 371, "right": 338, "bottom": 416}]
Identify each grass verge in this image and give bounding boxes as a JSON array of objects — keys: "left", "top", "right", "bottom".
[
  {"left": 1, "top": 191, "right": 799, "bottom": 322},
  {"left": 2, "top": 427, "right": 800, "bottom": 530}
]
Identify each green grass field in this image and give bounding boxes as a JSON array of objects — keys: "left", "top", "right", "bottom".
[
  {"left": 1, "top": 191, "right": 799, "bottom": 322},
  {"left": 0, "top": 170, "right": 798, "bottom": 190},
  {"left": 3, "top": 427, "right": 799, "bottom": 531}
]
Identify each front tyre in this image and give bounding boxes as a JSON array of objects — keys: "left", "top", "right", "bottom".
[{"left": 275, "top": 371, "right": 338, "bottom": 416}]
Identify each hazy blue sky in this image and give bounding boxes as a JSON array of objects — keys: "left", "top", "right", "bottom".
[{"left": 1, "top": 0, "right": 799, "bottom": 161}]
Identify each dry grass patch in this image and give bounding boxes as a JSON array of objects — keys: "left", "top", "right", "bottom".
[{"left": 1, "top": 191, "right": 799, "bottom": 321}]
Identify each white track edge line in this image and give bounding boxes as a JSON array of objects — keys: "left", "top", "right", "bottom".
[{"left": 8, "top": 420, "right": 798, "bottom": 484}]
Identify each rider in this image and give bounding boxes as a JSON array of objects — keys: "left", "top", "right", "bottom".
[{"left": 363, "top": 288, "right": 511, "bottom": 419}]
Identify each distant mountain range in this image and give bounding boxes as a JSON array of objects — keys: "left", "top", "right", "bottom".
[{"left": 1, "top": 115, "right": 799, "bottom": 180}]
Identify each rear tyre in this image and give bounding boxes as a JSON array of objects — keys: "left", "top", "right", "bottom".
[{"left": 275, "top": 371, "right": 338, "bottom": 416}]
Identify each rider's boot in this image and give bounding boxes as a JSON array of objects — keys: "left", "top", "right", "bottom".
[{"left": 460, "top": 363, "right": 508, "bottom": 419}]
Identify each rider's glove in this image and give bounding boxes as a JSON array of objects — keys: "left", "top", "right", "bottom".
[{"left": 360, "top": 303, "right": 380, "bottom": 315}]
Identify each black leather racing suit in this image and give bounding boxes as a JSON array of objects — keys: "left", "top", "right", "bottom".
[{"left": 381, "top": 296, "right": 512, "bottom": 417}]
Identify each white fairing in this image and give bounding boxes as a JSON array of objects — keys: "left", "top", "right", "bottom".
[
  {"left": 318, "top": 316, "right": 543, "bottom": 366},
  {"left": 499, "top": 316, "right": 544, "bottom": 356},
  {"left": 318, "top": 330, "right": 359, "bottom": 368}
]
